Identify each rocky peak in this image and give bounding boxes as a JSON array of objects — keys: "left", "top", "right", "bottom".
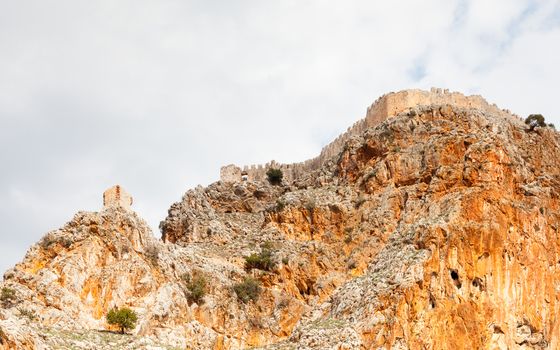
[{"left": 2, "top": 94, "right": 560, "bottom": 349}]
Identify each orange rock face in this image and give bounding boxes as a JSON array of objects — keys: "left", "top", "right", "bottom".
[
  {"left": 320, "top": 105, "right": 560, "bottom": 349},
  {"left": 2, "top": 97, "right": 560, "bottom": 349}
]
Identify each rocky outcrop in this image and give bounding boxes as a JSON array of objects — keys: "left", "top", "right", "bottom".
[
  {"left": 257, "top": 105, "right": 560, "bottom": 349},
  {"left": 2, "top": 92, "right": 560, "bottom": 349}
]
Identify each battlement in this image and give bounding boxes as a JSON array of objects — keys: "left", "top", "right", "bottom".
[
  {"left": 103, "top": 185, "right": 133, "bottom": 210},
  {"left": 220, "top": 88, "right": 517, "bottom": 183}
]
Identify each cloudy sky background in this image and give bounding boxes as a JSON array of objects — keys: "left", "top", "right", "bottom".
[{"left": 1, "top": 0, "right": 560, "bottom": 273}]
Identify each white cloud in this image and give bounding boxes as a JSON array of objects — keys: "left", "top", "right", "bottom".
[{"left": 1, "top": 0, "right": 559, "bottom": 273}]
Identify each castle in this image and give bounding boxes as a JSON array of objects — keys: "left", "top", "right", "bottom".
[{"left": 220, "top": 88, "right": 517, "bottom": 183}]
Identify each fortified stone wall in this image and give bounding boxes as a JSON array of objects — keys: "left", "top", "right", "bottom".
[{"left": 220, "top": 88, "right": 518, "bottom": 183}]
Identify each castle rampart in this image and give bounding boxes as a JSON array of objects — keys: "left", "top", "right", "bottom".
[{"left": 220, "top": 88, "right": 517, "bottom": 183}]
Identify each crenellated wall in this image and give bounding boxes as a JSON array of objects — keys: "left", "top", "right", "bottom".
[{"left": 220, "top": 88, "right": 519, "bottom": 183}]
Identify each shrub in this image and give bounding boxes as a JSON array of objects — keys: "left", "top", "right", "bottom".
[
  {"left": 244, "top": 249, "right": 276, "bottom": 271},
  {"left": 525, "top": 114, "right": 546, "bottom": 131},
  {"left": 275, "top": 199, "right": 286, "bottom": 211},
  {"left": 106, "top": 307, "right": 138, "bottom": 334},
  {"left": 266, "top": 168, "right": 283, "bottom": 185},
  {"left": 234, "top": 277, "right": 261, "bottom": 303},
  {"left": 0, "top": 287, "right": 17, "bottom": 307},
  {"left": 183, "top": 272, "right": 207, "bottom": 305},
  {"left": 17, "top": 307, "right": 36, "bottom": 322},
  {"left": 39, "top": 235, "right": 73, "bottom": 250},
  {"left": 39, "top": 235, "right": 56, "bottom": 249},
  {"left": 144, "top": 243, "right": 160, "bottom": 264}
]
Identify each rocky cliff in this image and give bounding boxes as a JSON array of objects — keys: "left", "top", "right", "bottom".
[{"left": 2, "top": 92, "right": 559, "bottom": 349}]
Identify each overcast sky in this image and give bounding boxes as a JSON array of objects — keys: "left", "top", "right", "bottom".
[{"left": 1, "top": 0, "right": 560, "bottom": 274}]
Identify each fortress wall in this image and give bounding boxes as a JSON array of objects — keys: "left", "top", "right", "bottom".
[
  {"left": 220, "top": 88, "right": 518, "bottom": 183},
  {"left": 365, "top": 88, "right": 516, "bottom": 125}
]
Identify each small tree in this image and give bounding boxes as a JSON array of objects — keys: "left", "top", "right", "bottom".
[
  {"left": 106, "top": 307, "right": 138, "bottom": 334},
  {"left": 234, "top": 277, "right": 261, "bottom": 303},
  {"left": 525, "top": 114, "right": 546, "bottom": 131},
  {"left": 266, "top": 168, "right": 283, "bottom": 185},
  {"left": 182, "top": 272, "right": 207, "bottom": 305}
]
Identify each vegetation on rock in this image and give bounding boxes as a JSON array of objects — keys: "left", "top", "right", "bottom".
[
  {"left": 182, "top": 272, "right": 207, "bottom": 305},
  {"left": 525, "top": 114, "right": 552, "bottom": 131},
  {"left": 106, "top": 307, "right": 138, "bottom": 334},
  {"left": 144, "top": 243, "right": 160, "bottom": 264},
  {"left": 17, "top": 307, "right": 37, "bottom": 322},
  {"left": 244, "top": 248, "right": 276, "bottom": 271},
  {"left": 0, "top": 287, "right": 17, "bottom": 307},
  {"left": 234, "top": 277, "right": 261, "bottom": 303},
  {"left": 266, "top": 168, "right": 283, "bottom": 185}
]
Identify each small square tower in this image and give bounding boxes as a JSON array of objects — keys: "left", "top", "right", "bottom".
[{"left": 103, "top": 185, "right": 133, "bottom": 210}]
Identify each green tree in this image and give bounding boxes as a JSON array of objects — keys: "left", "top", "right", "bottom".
[
  {"left": 525, "top": 114, "right": 546, "bottom": 131},
  {"left": 266, "top": 168, "right": 283, "bottom": 185},
  {"left": 106, "top": 307, "right": 138, "bottom": 334}
]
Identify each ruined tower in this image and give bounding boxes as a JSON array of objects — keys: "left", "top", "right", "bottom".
[{"left": 103, "top": 185, "right": 133, "bottom": 210}]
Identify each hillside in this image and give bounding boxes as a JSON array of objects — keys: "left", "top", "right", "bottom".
[{"left": 2, "top": 89, "right": 560, "bottom": 349}]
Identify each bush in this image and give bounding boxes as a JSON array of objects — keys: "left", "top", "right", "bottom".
[
  {"left": 0, "top": 287, "right": 17, "bottom": 307},
  {"left": 39, "top": 235, "right": 56, "bottom": 249},
  {"left": 17, "top": 307, "right": 36, "bottom": 322},
  {"left": 525, "top": 114, "right": 546, "bottom": 131},
  {"left": 106, "top": 307, "right": 138, "bottom": 334},
  {"left": 144, "top": 243, "right": 160, "bottom": 264},
  {"left": 244, "top": 249, "right": 276, "bottom": 271},
  {"left": 39, "top": 235, "right": 73, "bottom": 250},
  {"left": 275, "top": 199, "right": 286, "bottom": 211},
  {"left": 234, "top": 277, "right": 261, "bottom": 303},
  {"left": 183, "top": 272, "right": 207, "bottom": 305},
  {"left": 266, "top": 168, "right": 283, "bottom": 185}
]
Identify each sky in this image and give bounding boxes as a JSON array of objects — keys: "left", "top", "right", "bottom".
[{"left": 1, "top": 0, "right": 560, "bottom": 274}]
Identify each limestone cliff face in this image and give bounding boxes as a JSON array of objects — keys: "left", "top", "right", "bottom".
[
  {"left": 162, "top": 103, "right": 560, "bottom": 349},
  {"left": 2, "top": 92, "right": 560, "bottom": 350}
]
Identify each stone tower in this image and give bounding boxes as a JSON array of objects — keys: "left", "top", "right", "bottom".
[{"left": 103, "top": 185, "right": 133, "bottom": 210}]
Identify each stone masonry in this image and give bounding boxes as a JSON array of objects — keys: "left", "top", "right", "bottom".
[
  {"left": 220, "top": 88, "right": 519, "bottom": 183},
  {"left": 103, "top": 185, "right": 133, "bottom": 210}
]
